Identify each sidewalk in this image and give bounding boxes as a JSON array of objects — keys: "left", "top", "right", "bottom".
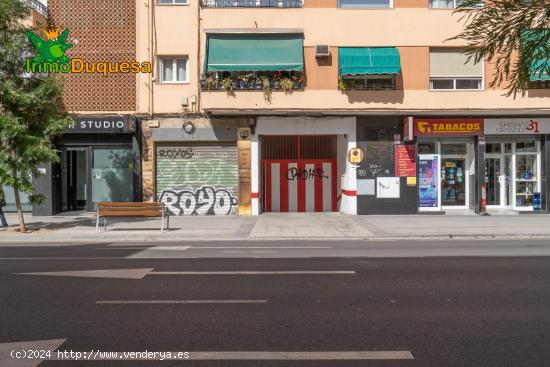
[{"left": 1, "top": 212, "right": 550, "bottom": 243}]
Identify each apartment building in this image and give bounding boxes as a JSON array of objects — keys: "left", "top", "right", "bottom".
[{"left": 34, "top": 0, "right": 550, "bottom": 216}]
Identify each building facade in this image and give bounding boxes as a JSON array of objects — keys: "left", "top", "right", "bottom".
[{"left": 28, "top": 0, "right": 550, "bottom": 216}]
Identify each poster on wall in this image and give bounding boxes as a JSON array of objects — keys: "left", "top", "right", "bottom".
[
  {"left": 418, "top": 156, "right": 439, "bottom": 208},
  {"left": 395, "top": 145, "right": 416, "bottom": 177},
  {"left": 376, "top": 177, "right": 400, "bottom": 198}
]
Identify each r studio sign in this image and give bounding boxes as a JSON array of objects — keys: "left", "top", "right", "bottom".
[{"left": 67, "top": 116, "right": 130, "bottom": 133}]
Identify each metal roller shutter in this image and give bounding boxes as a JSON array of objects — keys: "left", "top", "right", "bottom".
[{"left": 156, "top": 144, "right": 238, "bottom": 216}]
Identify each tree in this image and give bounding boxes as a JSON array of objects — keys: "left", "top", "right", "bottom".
[
  {"left": 0, "top": 0, "right": 71, "bottom": 233},
  {"left": 450, "top": 0, "right": 550, "bottom": 97}
]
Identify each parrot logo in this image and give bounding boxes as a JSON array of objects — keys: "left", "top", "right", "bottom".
[{"left": 26, "top": 26, "right": 73, "bottom": 65}]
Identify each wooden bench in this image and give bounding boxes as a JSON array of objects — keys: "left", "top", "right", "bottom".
[{"left": 96, "top": 202, "right": 168, "bottom": 232}]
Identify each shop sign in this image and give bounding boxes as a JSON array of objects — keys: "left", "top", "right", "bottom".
[
  {"left": 395, "top": 145, "right": 416, "bottom": 177},
  {"left": 413, "top": 118, "right": 483, "bottom": 137},
  {"left": 347, "top": 147, "right": 365, "bottom": 165},
  {"left": 67, "top": 116, "right": 131, "bottom": 133},
  {"left": 418, "top": 156, "right": 439, "bottom": 208},
  {"left": 484, "top": 118, "right": 550, "bottom": 135}
]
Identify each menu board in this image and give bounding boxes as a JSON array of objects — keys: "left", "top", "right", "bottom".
[
  {"left": 395, "top": 145, "right": 416, "bottom": 177},
  {"left": 418, "top": 156, "right": 439, "bottom": 208}
]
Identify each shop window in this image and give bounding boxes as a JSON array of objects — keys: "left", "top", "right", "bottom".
[
  {"left": 418, "top": 141, "right": 436, "bottom": 154},
  {"left": 364, "top": 127, "right": 393, "bottom": 161},
  {"left": 158, "top": 0, "right": 189, "bottom": 4},
  {"left": 504, "top": 143, "right": 512, "bottom": 153},
  {"left": 441, "top": 143, "right": 467, "bottom": 155},
  {"left": 338, "top": 0, "right": 392, "bottom": 8},
  {"left": 485, "top": 143, "right": 501, "bottom": 153},
  {"left": 515, "top": 140, "right": 537, "bottom": 152},
  {"left": 341, "top": 75, "right": 396, "bottom": 91},
  {"left": 159, "top": 57, "right": 188, "bottom": 83},
  {"left": 429, "top": 49, "right": 483, "bottom": 91}
]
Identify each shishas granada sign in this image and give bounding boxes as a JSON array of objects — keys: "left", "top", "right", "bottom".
[{"left": 484, "top": 118, "right": 550, "bottom": 135}]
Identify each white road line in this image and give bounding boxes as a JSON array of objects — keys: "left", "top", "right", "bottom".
[
  {"left": 151, "top": 271, "right": 356, "bottom": 275},
  {"left": 191, "top": 247, "right": 333, "bottom": 249},
  {"left": 96, "top": 300, "right": 267, "bottom": 304},
  {"left": 189, "top": 351, "right": 413, "bottom": 360}
]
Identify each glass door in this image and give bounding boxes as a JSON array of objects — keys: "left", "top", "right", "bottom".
[
  {"left": 485, "top": 157, "right": 501, "bottom": 206},
  {"left": 513, "top": 140, "right": 541, "bottom": 211},
  {"left": 418, "top": 154, "right": 441, "bottom": 211},
  {"left": 440, "top": 142, "right": 469, "bottom": 209}
]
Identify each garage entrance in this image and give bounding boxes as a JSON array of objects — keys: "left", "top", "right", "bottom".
[{"left": 261, "top": 135, "right": 337, "bottom": 212}]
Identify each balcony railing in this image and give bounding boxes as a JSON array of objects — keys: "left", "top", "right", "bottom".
[
  {"left": 201, "top": 78, "right": 304, "bottom": 91},
  {"left": 202, "top": 0, "right": 303, "bottom": 7},
  {"left": 21, "top": 0, "right": 48, "bottom": 16}
]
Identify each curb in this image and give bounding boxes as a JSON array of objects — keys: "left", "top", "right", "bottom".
[{"left": 2, "top": 233, "right": 550, "bottom": 244}]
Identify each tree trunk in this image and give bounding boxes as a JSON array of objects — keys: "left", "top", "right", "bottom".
[{"left": 11, "top": 167, "right": 26, "bottom": 234}]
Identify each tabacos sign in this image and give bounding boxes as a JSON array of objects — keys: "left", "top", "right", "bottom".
[
  {"left": 25, "top": 24, "right": 151, "bottom": 76},
  {"left": 484, "top": 118, "right": 550, "bottom": 135},
  {"left": 413, "top": 118, "right": 484, "bottom": 137}
]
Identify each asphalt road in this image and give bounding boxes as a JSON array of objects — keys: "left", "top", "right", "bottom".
[{"left": 1, "top": 241, "right": 550, "bottom": 366}]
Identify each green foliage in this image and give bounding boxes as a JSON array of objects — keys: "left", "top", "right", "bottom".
[
  {"left": 0, "top": 0, "right": 72, "bottom": 230},
  {"left": 450, "top": 0, "right": 550, "bottom": 97}
]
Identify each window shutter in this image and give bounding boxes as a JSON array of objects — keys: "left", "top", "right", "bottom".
[{"left": 430, "top": 49, "right": 482, "bottom": 78}]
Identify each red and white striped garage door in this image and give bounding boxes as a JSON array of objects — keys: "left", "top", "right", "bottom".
[{"left": 263, "top": 160, "right": 336, "bottom": 212}]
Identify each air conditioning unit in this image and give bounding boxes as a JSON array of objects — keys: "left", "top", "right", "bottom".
[{"left": 315, "top": 45, "right": 330, "bottom": 58}]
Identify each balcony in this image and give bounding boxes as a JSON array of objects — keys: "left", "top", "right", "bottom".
[
  {"left": 21, "top": 0, "right": 48, "bottom": 16},
  {"left": 201, "top": 72, "right": 305, "bottom": 92},
  {"left": 202, "top": 0, "right": 303, "bottom": 7}
]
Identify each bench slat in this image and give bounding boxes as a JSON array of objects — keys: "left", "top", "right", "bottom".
[
  {"left": 98, "top": 202, "right": 161, "bottom": 208},
  {"left": 99, "top": 211, "right": 163, "bottom": 217},
  {"left": 99, "top": 206, "right": 163, "bottom": 212}
]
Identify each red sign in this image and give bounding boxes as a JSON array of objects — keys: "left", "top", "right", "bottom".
[
  {"left": 395, "top": 145, "right": 416, "bottom": 177},
  {"left": 413, "top": 118, "right": 484, "bottom": 137}
]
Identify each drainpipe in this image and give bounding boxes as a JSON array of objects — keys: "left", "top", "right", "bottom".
[
  {"left": 149, "top": 0, "right": 155, "bottom": 118},
  {"left": 196, "top": 0, "right": 202, "bottom": 112}
]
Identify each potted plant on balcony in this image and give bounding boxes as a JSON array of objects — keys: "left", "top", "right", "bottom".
[
  {"left": 222, "top": 77, "right": 233, "bottom": 93},
  {"left": 280, "top": 77, "right": 294, "bottom": 93},
  {"left": 338, "top": 78, "right": 347, "bottom": 92},
  {"left": 260, "top": 76, "right": 272, "bottom": 102},
  {"left": 204, "top": 75, "right": 216, "bottom": 90},
  {"left": 291, "top": 72, "right": 304, "bottom": 89}
]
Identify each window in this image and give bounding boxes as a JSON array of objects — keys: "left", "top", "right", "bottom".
[
  {"left": 529, "top": 80, "right": 550, "bottom": 89},
  {"left": 429, "top": 49, "right": 483, "bottom": 90},
  {"left": 159, "top": 57, "right": 188, "bottom": 83},
  {"left": 338, "top": 0, "right": 392, "bottom": 8},
  {"left": 429, "top": 0, "right": 462, "bottom": 8},
  {"left": 158, "top": 0, "right": 189, "bottom": 4},
  {"left": 341, "top": 74, "right": 396, "bottom": 90}
]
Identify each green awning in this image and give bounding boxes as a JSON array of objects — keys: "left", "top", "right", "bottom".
[
  {"left": 205, "top": 33, "right": 304, "bottom": 72},
  {"left": 339, "top": 47, "right": 401, "bottom": 76},
  {"left": 523, "top": 29, "right": 550, "bottom": 81}
]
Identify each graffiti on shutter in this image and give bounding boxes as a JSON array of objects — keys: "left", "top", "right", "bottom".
[{"left": 156, "top": 145, "right": 238, "bottom": 216}]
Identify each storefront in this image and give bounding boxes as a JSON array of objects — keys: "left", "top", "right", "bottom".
[
  {"left": 414, "top": 118, "right": 482, "bottom": 212},
  {"left": 484, "top": 117, "right": 549, "bottom": 211},
  {"left": 152, "top": 122, "right": 239, "bottom": 216},
  {"left": 33, "top": 116, "right": 141, "bottom": 215}
]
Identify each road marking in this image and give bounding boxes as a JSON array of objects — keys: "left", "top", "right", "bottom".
[
  {"left": 96, "top": 300, "right": 267, "bottom": 304},
  {"left": 140, "top": 246, "right": 191, "bottom": 251},
  {"left": 191, "top": 246, "right": 333, "bottom": 249},
  {"left": 151, "top": 271, "right": 356, "bottom": 275},
  {"left": 11, "top": 269, "right": 355, "bottom": 279},
  {"left": 15, "top": 268, "right": 153, "bottom": 279},
  {"left": 188, "top": 351, "right": 413, "bottom": 360}
]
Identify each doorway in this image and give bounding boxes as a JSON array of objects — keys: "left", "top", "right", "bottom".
[
  {"left": 61, "top": 148, "right": 87, "bottom": 211},
  {"left": 485, "top": 142, "right": 512, "bottom": 208}
]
